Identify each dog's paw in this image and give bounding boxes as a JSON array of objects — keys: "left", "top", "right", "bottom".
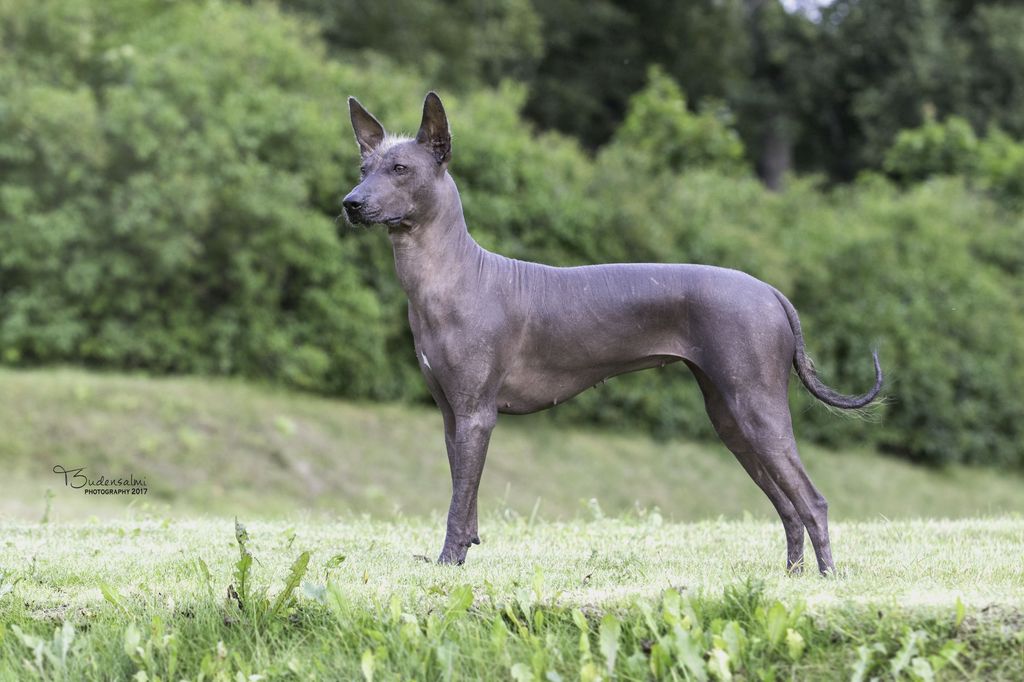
[{"left": 436, "top": 546, "right": 468, "bottom": 566}]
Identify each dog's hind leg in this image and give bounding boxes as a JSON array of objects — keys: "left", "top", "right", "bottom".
[
  {"left": 745, "top": 421, "right": 834, "bottom": 575},
  {"left": 721, "top": 382, "right": 835, "bottom": 575},
  {"left": 688, "top": 363, "right": 807, "bottom": 573}
]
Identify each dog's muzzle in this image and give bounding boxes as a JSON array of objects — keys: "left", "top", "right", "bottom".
[{"left": 342, "top": 193, "right": 369, "bottom": 224}]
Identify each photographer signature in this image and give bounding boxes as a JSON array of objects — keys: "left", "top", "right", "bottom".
[{"left": 51, "top": 465, "right": 148, "bottom": 495}]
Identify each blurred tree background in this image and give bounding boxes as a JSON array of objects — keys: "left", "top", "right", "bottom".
[{"left": 1, "top": 0, "right": 1022, "bottom": 468}]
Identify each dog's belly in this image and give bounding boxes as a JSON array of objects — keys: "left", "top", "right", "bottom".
[
  {"left": 495, "top": 298, "right": 693, "bottom": 414},
  {"left": 496, "top": 354, "right": 683, "bottom": 414}
]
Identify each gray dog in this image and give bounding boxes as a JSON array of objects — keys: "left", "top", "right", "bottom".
[{"left": 342, "top": 92, "right": 882, "bottom": 574}]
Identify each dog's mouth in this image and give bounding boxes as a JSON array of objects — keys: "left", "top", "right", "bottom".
[{"left": 344, "top": 209, "right": 404, "bottom": 227}]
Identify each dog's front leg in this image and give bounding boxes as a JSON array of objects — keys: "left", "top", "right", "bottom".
[{"left": 438, "top": 407, "right": 497, "bottom": 565}]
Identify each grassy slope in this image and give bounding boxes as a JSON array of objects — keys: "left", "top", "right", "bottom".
[
  {"left": 0, "top": 517, "right": 1021, "bottom": 679},
  {"left": 1, "top": 368, "right": 1022, "bottom": 523}
]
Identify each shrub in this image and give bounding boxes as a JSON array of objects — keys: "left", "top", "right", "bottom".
[
  {"left": 0, "top": 0, "right": 407, "bottom": 398},
  {"left": 610, "top": 65, "right": 746, "bottom": 176},
  {"left": 885, "top": 114, "right": 1024, "bottom": 208}
]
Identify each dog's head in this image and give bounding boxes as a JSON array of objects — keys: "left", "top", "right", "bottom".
[{"left": 342, "top": 92, "right": 451, "bottom": 228}]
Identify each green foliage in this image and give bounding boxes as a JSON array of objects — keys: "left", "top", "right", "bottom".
[
  {"left": 225, "top": 519, "right": 312, "bottom": 623},
  {"left": 0, "top": 0, "right": 401, "bottom": 398},
  {"left": 3, "top": 516, "right": 1024, "bottom": 679},
  {"left": 521, "top": 0, "right": 647, "bottom": 148},
  {"left": 790, "top": 177, "right": 1024, "bottom": 465},
  {"left": 280, "top": 0, "right": 543, "bottom": 88},
  {"left": 122, "top": 617, "right": 182, "bottom": 682},
  {"left": 99, "top": 580, "right": 129, "bottom": 615},
  {"left": 2, "top": 0, "right": 1024, "bottom": 468},
  {"left": 886, "top": 114, "right": 1024, "bottom": 207},
  {"left": 280, "top": 0, "right": 1024, "bottom": 186},
  {"left": 610, "top": 66, "right": 746, "bottom": 176},
  {"left": 271, "top": 550, "right": 311, "bottom": 617},
  {"left": 884, "top": 115, "right": 981, "bottom": 181},
  {"left": 10, "top": 622, "right": 78, "bottom": 679},
  {"left": 963, "top": 3, "right": 1024, "bottom": 139},
  {"left": 116, "top": 581, "right": 999, "bottom": 679},
  {"left": 978, "top": 128, "right": 1024, "bottom": 207}
]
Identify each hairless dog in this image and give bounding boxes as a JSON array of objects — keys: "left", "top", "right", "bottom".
[{"left": 342, "top": 92, "right": 882, "bottom": 575}]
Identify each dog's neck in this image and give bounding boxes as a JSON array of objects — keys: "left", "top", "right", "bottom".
[{"left": 387, "top": 173, "right": 482, "bottom": 308}]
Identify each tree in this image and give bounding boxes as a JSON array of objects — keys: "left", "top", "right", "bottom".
[{"left": 277, "top": 0, "right": 543, "bottom": 88}]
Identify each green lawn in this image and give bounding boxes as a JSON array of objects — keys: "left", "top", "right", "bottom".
[
  {"left": 0, "top": 516, "right": 1021, "bottom": 679},
  {"left": 1, "top": 369, "right": 1022, "bottom": 679},
  {"left": 1, "top": 368, "right": 1022, "bottom": 524}
]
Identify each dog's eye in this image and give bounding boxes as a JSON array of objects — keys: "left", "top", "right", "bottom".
[
  {"left": 359, "top": 166, "right": 368, "bottom": 177},
  {"left": 392, "top": 164, "right": 408, "bottom": 174}
]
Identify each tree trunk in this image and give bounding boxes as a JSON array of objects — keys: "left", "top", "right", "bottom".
[
  {"left": 746, "top": 0, "right": 793, "bottom": 191},
  {"left": 758, "top": 112, "right": 792, "bottom": 191}
]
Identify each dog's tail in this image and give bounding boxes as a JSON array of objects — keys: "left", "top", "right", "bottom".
[{"left": 772, "top": 288, "right": 883, "bottom": 409}]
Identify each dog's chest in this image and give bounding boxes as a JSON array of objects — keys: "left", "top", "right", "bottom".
[{"left": 408, "top": 303, "right": 471, "bottom": 371}]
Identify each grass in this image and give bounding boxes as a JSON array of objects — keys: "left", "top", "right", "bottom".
[
  {"left": 0, "top": 515, "right": 1021, "bottom": 679},
  {"left": 1, "top": 367, "right": 1022, "bottom": 523},
  {"left": 1, "top": 368, "right": 1022, "bottom": 678}
]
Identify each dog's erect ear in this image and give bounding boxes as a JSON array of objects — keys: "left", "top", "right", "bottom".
[
  {"left": 349, "top": 97, "right": 385, "bottom": 158},
  {"left": 416, "top": 92, "right": 451, "bottom": 165}
]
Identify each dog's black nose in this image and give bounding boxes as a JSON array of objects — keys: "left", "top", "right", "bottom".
[{"left": 342, "top": 197, "right": 363, "bottom": 212}]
